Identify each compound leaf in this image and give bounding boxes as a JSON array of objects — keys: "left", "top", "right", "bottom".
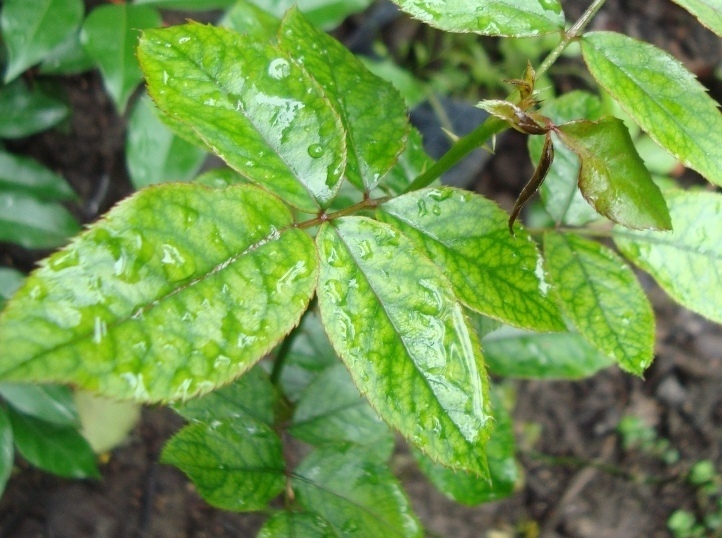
[
  {"left": 278, "top": 7, "right": 408, "bottom": 192},
  {"left": 557, "top": 117, "right": 671, "bottom": 230},
  {"left": 0, "top": 192, "right": 80, "bottom": 249},
  {"left": 0, "top": 184, "right": 318, "bottom": 402},
  {"left": 0, "top": 150, "right": 76, "bottom": 201},
  {"left": 258, "top": 512, "right": 336, "bottom": 538},
  {"left": 293, "top": 445, "right": 422, "bottom": 537},
  {"left": 1, "top": 0, "right": 84, "bottom": 83},
  {"left": 390, "top": 0, "right": 565, "bottom": 37},
  {"left": 0, "top": 408, "right": 12, "bottom": 495},
  {"left": 614, "top": 190, "right": 722, "bottom": 324},
  {"left": 379, "top": 187, "right": 564, "bottom": 332},
  {"left": 316, "top": 217, "right": 492, "bottom": 476},
  {"left": 0, "top": 383, "right": 79, "bottom": 427},
  {"left": 80, "top": 4, "right": 161, "bottom": 113},
  {"left": 0, "top": 79, "right": 69, "bottom": 139},
  {"left": 138, "top": 23, "right": 346, "bottom": 213},
  {"left": 581, "top": 31, "right": 722, "bottom": 187},
  {"left": 544, "top": 232, "right": 655, "bottom": 375}
]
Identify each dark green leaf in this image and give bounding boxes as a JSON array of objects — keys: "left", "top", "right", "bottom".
[
  {"left": 8, "top": 407, "right": 99, "bottom": 478},
  {"left": 220, "top": 0, "right": 281, "bottom": 40},
  {"left": 258, "top": 512, "right": 337, "bottom": 538},
  {"left": 0, "top": 150, "right": 76, "bottom": 201},
  {"left": 134, "top": 0, "right": 236, "bottom": 8},
  {"left": 0, "top": 192, "right": 80, "bottom": 249},
  {"left": 0, "top": 408, "right": 13, "bottom": 495},
  {"left": 482, "top": 325, "right": 614, "bottom": 379},
  {"left": 316, "top": 216, "right": 492, "bottom": 476},
  {"left": 278, "top": 8, "right": 408, "bottom": 192},
  {"left": 293, "top": 445, "right": 422, "bottom": 537},
  {"left": 80, "top": 4, "right": 162, "bottom": 112},
  {"left": 127, "top": 94, "right": 207, "bottom": 189},
  {"left": 0, "top": 184, "right": 318, "bottom": 402},
  {"left": 378, "top": 127, "right": 434, "bottom": 196},
  {"left": 1, "top": 0, "right": 84, "bottom": 83},
  {"left": 581, "top": 32, "right": 722, "bottom": 187},
  {"left": 0, "top": 79, "right": 69, "bottom": 138},
  {"left": 668, "top": 0, "right": 722, "bottom": 36},
  {"left": 614, "top": 190, "right": 722, "bottom": 324},
  {"left": 557, "top": 117, "right": 672, "bottom": 230},
  {"left": 0, "top": 383, "right": 79, "bottom": 426},
  {"left": 39, "top": 29, "right": 95, "bottom": 75},
  {"left": 138, "top": 24, "right": 347, "bottom": 213},
  {"left": 290, "top": 364, "right": 394, "bottom": 460},
  {"left": 544, "top": 232, "right": 655, "bottom": 375},
  {"left": 378, "top": 187, "right": 564, "bottom": 332}
]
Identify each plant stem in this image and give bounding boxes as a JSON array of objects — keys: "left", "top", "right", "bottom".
[
  {"left": 404, "top": 0, "right": 608, "bottom": 192},
  {"left": 296, "top": 196, "right": 389, "bottom": 229}
]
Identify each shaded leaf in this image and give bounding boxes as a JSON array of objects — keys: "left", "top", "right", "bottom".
[
  {"left": 0, "top": 383, "right": 79, "bottom": 426},
  {"left": 278, "top": 8, "right": 408, "bottom": 192},
  {"left": 0, "top": 268, "right": 25, "bottom": 310},
  {"left": 0, "top": 79, "right": 69, "bottom": 139},
  {"left": 39, "top": 28, "right": 95, "bottom": 75},
  {"left": 669, "top": 0, "right": 722, "bottom": 36},
  {"left": 390, "top": 0, "right": 565, "bottom": 37},
  {"left": 135, "top": 0, "right": 236, "bottom": 8},
  {"left": 378, "top": 127, "right": 434, "bottom": 196},
  {"left": 249, "top": 0, "right": 373, "bottom": 29},
  {"left": 0, "top": 184, "right": 318, "bottom": 402},
  {"left": 0, "top": 150, "right": 76, "bottom": 201},
  {"left": 379, "top": 187, "right": 564, "bottom": 332},
  {"left": 544, "top": 232, "right": 655, "bottom": 375},
  {"left": 614, "top": 190, "right": 722, "bottom": 324},
  {"left": 0, "top": 408, "right": 12, "bottom": 495},
  {"left": 293, "top": 445, "right": 422, "bottom": 537},
  {"left": 360, "top": 58, "right": 427, "bottom": 107},
  {"left": 316, "top": 216, "right": 491, "bottom": 476},
  {"left": 0, "top": 192, "right": 80, "bottom": 249},
  {"left": 138, "top": 24, "right": 346, "bottom": 213},
  {"left": 80, "top": 4, "right": 162, "bottom": 112},
  {"left": 258, "top": 511, "right": 337, "bottom": 538},
  {"left": 557, "top": 117, "right": 671, "bottom": 230},
  {"left": 8, "top": 407, "right": 99, "bottom": 478},
  {"left": 581, "top": 32, "right": 722, "bottom": 187},
  {"left": 1, "top": 0, "right": 84, "bottom": 83}
]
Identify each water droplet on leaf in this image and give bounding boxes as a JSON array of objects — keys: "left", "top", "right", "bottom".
[{"left": 307, "top": 143, "right": 324, "bottom": 158}]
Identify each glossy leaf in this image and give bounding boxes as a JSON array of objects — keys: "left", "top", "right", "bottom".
[
  {"left": 1, "top": 0, "right": 84, "bottom": 83},
  {"left": 8, "top": 407, "right": 99, "bottom": 478},
  {"left": 0, "top": 184, "right": 318, "bottom": 402},
  {"left": 482, "top": 325, "right": 614, "bottom": 379},
  {"left": 669, "top": 0, "right": 722, "bottom": 36},
  {"left": 80, "top": 4, "right": 162, "bottom": 112},
  {"left": 278, "top": 8, "right": 408, "bottom": 192},
  {"left": 249, "top": 0, "right": 373, "bottom": 29},
  {"left": 581, "top": 31, "right": 722, "bottom": 187},
  {"left": 378, "top": 127, "right": 434, "bottom": 196},
  {"left": 0, "top": 79, "right": 69, "bottom": 139},
  {"left": 0, "top": 383, "right": 79, "bottom": 426},
  {"left": 0, "top": 150, "right": 76, "bottom": 201},
  {"left": 220, "top": 0, "right": 281, "bottom": 40},
  {"left": 290, "top": 364, "right": 395, "bottom": 460},
  {"left": 0, "top": 267, "right": 25, "bottom": 310},
  {"left": 390, "top": 0, "right": 565, "bottom": 37},
  {"left": 0, "top": 192, "right": 80, "bottom": 249},
  {"left": 193, "top": 168, "right": 248, "bottom": 189},
  {"left": 293, "top": 445, "right": 422, "bottom": 537},
  {"left": 557, "top": 117, "right": 672, "bottom": 230},
  {"left": 316, "top": 217, "right": 491, "bottom": 476},
  {"left": 544, "top": 232, "right": 655, "bottom": 375},
  {"left": 379, "top": 187, "right": 564, "bottom": 332},
  {"left": 0, "top": 408, "right": 13, "bottom": 495},
  {"left": 528, "top": 91, "right": 603, "bottom": 226},
  {"left": 162, "top": 417, "right": 285, "bottom": 511},
  {"left": 258, "top": 512, "right": 336, "bottom": 538},
  {"left": 127, "top": 95, "right": 207, "bottom": 189},
  {"left": 138, "top": 24, "right": 347, "bottom": 213},
  {"left": 614, "top": 190, "right": 722, "bottom": 324},
  {"left": 415, "top": 388, "right": 518, "bottom": 505}
]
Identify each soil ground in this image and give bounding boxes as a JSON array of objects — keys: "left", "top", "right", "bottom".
[{"left": 1, "top": 1, "right": 721, "bottom": 537}]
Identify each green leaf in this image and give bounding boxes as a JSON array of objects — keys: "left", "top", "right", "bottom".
[
  {"left": 0, "top": 150, "right": 76, "bottom": 201},
  {"left": 528, "top": 91, "right": 604, "bottom": 226},
  {"left": 378, "top": 127, "right": 434, "bottom": 196},
  {"left": 80, "top": 4, "right": 162, "bottom": 113},
  {"left": 556, "top": 117, "right": 672, "bottom": 230},
  {"left": 193, "top": 168, "right": 248, "bottom": 189},
  {"left": 581, "top": 31, "right": 722, "bottom": 187},
  {"left": 249, "top": 0, "right": 373, "bottom": 29},
  {"left": 0, "top": 184, "right": 318, "bottom": 402},
  {"left": 8, "top": 407, "right": 99, "bottom": 478},
  {"left": 127, "top": 94, "right": 207, "bottom": 189},
  {"left": 278, "top": 8, "right": 408, "bottom": 192},
  {"left": 360, "top": 58, "right": 427, "bottom": 108},
  {"left": 482, "top": 325, "right": 614, "bottom": 379},
  {"left": 138, "top": 24, "right": 347, "bottom": 213},
  {"left": 668, "top": 0, "right": 722, "bottom": 36},
  {"left": 220, "top": 0, "right": 281, "bottom": 40},
  {"left": 162, "top": 417, "right": 285, "bottom": 512},
  {"left": 0, "top": 267, "right": 25, "bottom": 310},
  {"left": 0, "top": 79, "right": 69, "bottom": 138},
  {"left": 613, "top": 190, "right": 722, "bottom": 324},
  {"left": 290, "top": 364, "right": 395, "bottom": 460},
  {"left": 39, "top": 28, "right": 95, "bottom": 75},
  {"left": 378, "top": 187, "right": 564, "bottom": 332},
  {"left": 390, "top": 0, "right": 565, "bottom": 37},
  {"left": 544, "top": 232, "right": 655, "bottom": 375},
  {"left": 415, "top": 387, "right": 518, "bottom": 505},
  {"left": 74, "top": 391, "right": 140, "bottom": 453},
  {"left": 293, "top": 445, "right": 422, "bottom": 537},
  {"left": 1, "top": 0, "right": 84, "bottom": 83},
  {"left": 134, "top": 0, "right": 236, "bottom": 9},
  {"left": 0, "top": 192, "right": 80, "bottom": 249},
  {"left": 258, "top": 512, "right": 336, "bottom": 538},
  {"left": 0, "top": 408, "right": 13, "bottom": 495},
  {"left": 0, "top": 383, "right": 79, "bottom": 426},
  {"left": 316, "top": 217, "right": 491, "bottom": 476}
]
